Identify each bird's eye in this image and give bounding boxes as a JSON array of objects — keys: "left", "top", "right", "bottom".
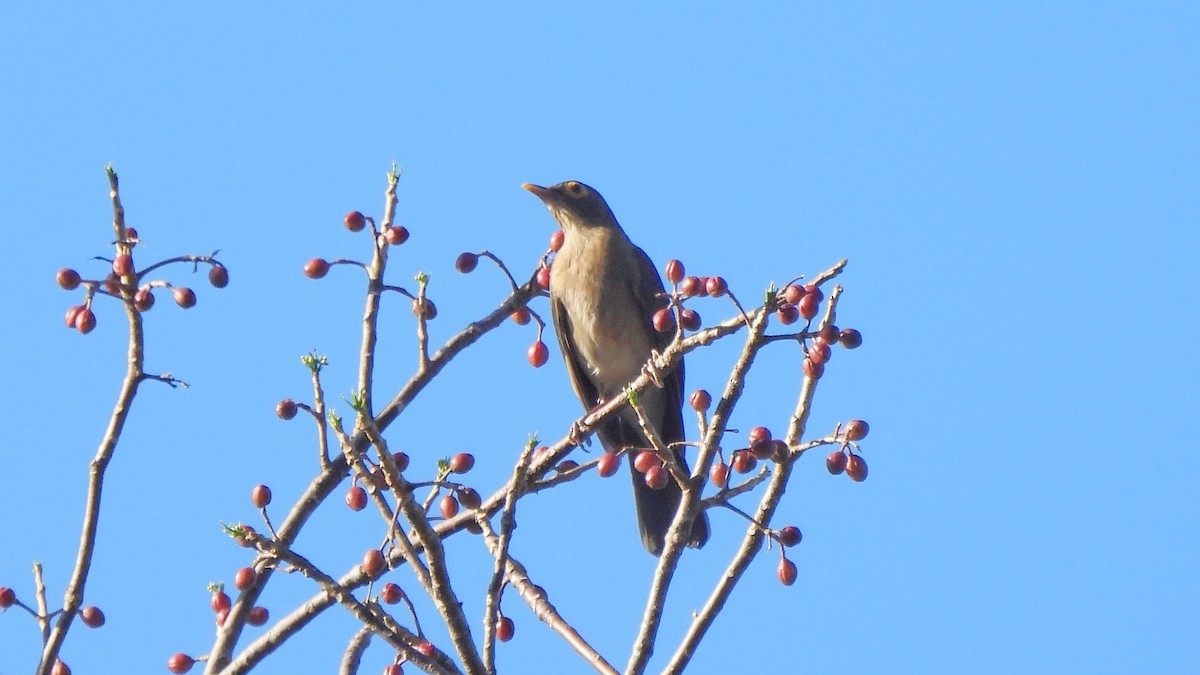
[{"left": 565, "top": 181, "right": 584, "bottom": 196}]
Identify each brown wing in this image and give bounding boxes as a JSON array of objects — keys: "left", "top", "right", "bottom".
[
  {"left": 628, "top": 244, "right": 685, "bottom": 444},
  {"left": 550, "top": 294, "right": 601, "bottom": 411}
]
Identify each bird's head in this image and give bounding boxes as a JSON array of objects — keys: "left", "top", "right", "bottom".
[{"left": 522, "top": 181, "right": 619, "bottom": 231}]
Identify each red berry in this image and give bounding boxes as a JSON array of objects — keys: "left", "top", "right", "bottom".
[
  {"left": 304, "top": 258, "right": 330, "bottom": 279},
  {"left": 125, "top": 227, "right": 138, "bottom": 241},
  {"left": 731, "top": 450, "right": 757, "bottom": 474},
  {"left": 776, "top": 303, "right": 799, "bottom": 325},
  {"left": 597, "top": 452, "right": 620, "bottom": 478},
  {"left": 235, "top": 567, "right": 257, "bottom": 591},
  {"left": 103, "top": 273, "right": 120, "bottom": 294},
  {"left": 455, "top": 252, "right": 479, "bottom": 273},
  {"left": 818, "top": 324, "right": 840, "bottom": 345},
  {"left": 777, "top": 558, "right": 798, "bottom": 586},
  {"left": 57, "top": 268, "right": 81, "bottom": 290},
  {"left": 536, "top": 266, "right": 551, "bottom": 291},
  {"left": 549, "top": 230, "right": 565, "bottom": 252},
  {"left": 826, "top": 450, "right": 847, "bottom": 475},
  {"left": 807, "top": 341, "right": 832, "bottom": 365},
  {"left": 134, "top": 288, "right": 155, "bottom": 312},
  {"left": 680, "top": 308, "right": 701, "bottom": 331},
  {"left": 248, "top": 606, "right": 268, "bottom": 626},
  {"left": 345, "top": 485, "right": 368, "bottom": 511},
  {"left": 804, "top": 284, "right": 824, "bottom": 304},
  {"left": 680, "top": 276, "right": 704, "bottom": 298},
  {"left": 385, "top": 226, "right": 410, "bottom": 245},
  {"left": 412, "top": 298, "right": 437, "bottom": 320},
  {"left": 51, "top": 659, "right": 71, "bottom": 675},
  {"left": 450, "top": 452, "right": 475, "bottom": 474},
  {"left": 665, "top": 259, "right": 685, "bottom": 284},
  {"left": 211, "top": 590, "right": 231, "bottom": 614},
  {"left": 748, "top": 426, "right": 772, "bottom": 448},
  {"left": 439, "top": 494, "right": 459, "bottom": 518},
  {"left": 496, "top": 615, "right": 515, "bottom": 642},
  {"left": 839, "top": 328, "right": 863, "bottom": 349},
  {"left": 417, "top": 641, "right": 435, "bottom": 657},
  {"left": 74, "top": 308, "right": 97, "bottom": 334},
  {"left": 457, "top": 486, "right": 482, "bottom": 509},
  {"left": 557, "top": 459, "right": 579, "bottom": 473},
  {"left": 344, "top": 210, "right": 366, "bottom": 232},
  {"left": 777, "top": 526, "right": 802, "bottom": 547},
  {"left": 710, "top": 461, "right": 729, "bottom": 488},
  {"left": 209, "top": 265, "right": 229, "bottom": 288},
  {"left": 798, "top": 294, "right": 819, "bottom": 320},
  {"left": 769, "top": 439, "right": 790, "bottom": 462},
  {"left": 215, "top": 608, "right": 229, "bottom": 626},
  {"left": 783, "top": 284, "right": 805, "bottom": 305},
  {"left": 0, "top": 587, "right": 14, "bottom": 608},
  {"left": 381, "top": 582, "right": 402, "bottom": 604},
  {"left": 362, "top": 549, "right": 386, "bottom": 577},
  {"left": 652, "top": 307, "right": 676, "bottom": 333},
  {"left": 65, "top": 305, "right": 85, "bottom": 328},
  {"left": 633, "top": 450, "right": 661, "bottom": 474},
  {"left": 644, "top": 464, "right": 669, "bottom": 490},
  {"left": 384, "top": 666, "right": 403, "bottom": 675},
  {"left": 167, "top": 653, "right": 195, "bottom": 674},
  {"left": 80, "top": 605, "right": 105, "bottom": 628},
  {"left": 392, "top": 451, "right": 410, "bottom": 472},
  {"left": 689, "top": 389, "right": 712, "bottom": 412},
  {"left": 844, "top": 419, "right": 870, "bottom": 441},
  {"left": 705, "top": 276, "right": 727, "bottom": 297},
  {"left": 803, "top": 358, "right": 824, "bottom": 379},
  {"left": 276, "top": 399, "right": 297, "bottom": 420},
  {"left": 251, "top": 484, "right": 271, "bottom": 508},
  {"left": 527, "top": 340, "right": 549, "bottom": 368},
  {"left": 846, "top": 454, "right": 868, "bottom": 482},
  {"left": 511, "top": 307, "right": 531, "bottom": 325},
  {"left": 173, "top": 287, "right": 197, "bottom": 308},
  {"left": 112, "top": 253, "right": 134, "bottom": 276}
]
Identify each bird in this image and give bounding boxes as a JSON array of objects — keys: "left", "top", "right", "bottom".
[{"left": 522, "top": 180, "right": 710, "bottom": 556}]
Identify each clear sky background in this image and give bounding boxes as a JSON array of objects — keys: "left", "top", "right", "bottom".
[{"left": 2, "top": 3, "right": 1197, "bottom": 674}]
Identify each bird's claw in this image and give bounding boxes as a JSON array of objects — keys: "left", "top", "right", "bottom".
[
  {"left": 643, "top": 350, "right": 665, "bottom": 388},
  {"left": 568, "top": 420, "right": 591, "bottom": 448}
]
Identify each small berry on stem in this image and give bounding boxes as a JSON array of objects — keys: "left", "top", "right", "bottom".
[
  {"left": 344, "top": 210, "right": 366, "bottom": 232},
  {"left": 449, "top": 452, "right": 475, "bottom": 474},
  {"left": 597, "top": 452, "right": 620, "bottom": 478},
  {"left": 826, "top": 450, "right": 847, "bottom": 475},
  {"left": 846, "top": 454, "right": 868, "bottom": 482},
  {"left": 777, "top": 558, "right": 798, "bottom": 586},
  {"left": 173, "top": 287, "right": 197, "bottom": 308},
  {"left": 167, "top": 653, "right": 195, "bottom": 674},
  {"left": 345, "top": 485, "right": 368, "bottom": 511},
  {"left": 209, "top": 265, "right": 229, "bottom": 288},
  {"left": 455, "top": 252, "right": 479, "bottom": 273},
  {"left": 362, "top": 549, "right": 386, "bottom": 578},
  {"left": 80, "top": 605, "right": 105, "bottom": 628},
  {"left": 496, "top": 615, "right": 516, "bottom": 642},
  {"left": 251, "top": 484, "right": 272, "bottom": 508},
  {"left": 527, "top": 340, "right": 549, "bottom": 367},
  {"left": 665, "top": 259, "right": 685, "bottom": 284},
  {"left": 304, "top": 258, "right": 330, "bottom": 279},
  {"left": 276, "top": 399, "right": 297, "bottom": 420},
  {"left": 57, "top": 268, "right": 81, "bottom": 290}
]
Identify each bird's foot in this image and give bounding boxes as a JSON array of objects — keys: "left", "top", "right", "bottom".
[{"left": 643, "top": 350, "right": 666, "bottom": 388}]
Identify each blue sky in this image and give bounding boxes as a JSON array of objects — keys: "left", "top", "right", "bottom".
[{"left": 2, "top": 3, "right": 1197, "bottom": 674}]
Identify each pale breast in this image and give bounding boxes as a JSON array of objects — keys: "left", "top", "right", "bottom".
[{"left": 552, "top": 230, "right": 656, "bottom": 396}]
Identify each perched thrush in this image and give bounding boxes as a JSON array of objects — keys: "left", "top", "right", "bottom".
[{"left": 523, "top": 180, "right": 710, "bottom": 556}]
